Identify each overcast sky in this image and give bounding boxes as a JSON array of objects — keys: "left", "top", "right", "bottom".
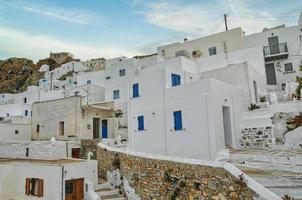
[{"left": 0, "top": 0, "right": 301, "bottom": 61}]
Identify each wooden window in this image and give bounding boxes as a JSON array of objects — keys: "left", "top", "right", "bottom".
[{"left": 25, "top": 178, "right": 44, "bottom": 197}]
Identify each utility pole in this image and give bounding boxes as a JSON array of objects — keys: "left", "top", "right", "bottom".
[{"left": 224, "top": 14, "right": 228, "bottom": 31}]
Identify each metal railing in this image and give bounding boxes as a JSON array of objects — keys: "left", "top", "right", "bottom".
[{"left": 263, "top": 42, "right": 288, "bottom": 56}]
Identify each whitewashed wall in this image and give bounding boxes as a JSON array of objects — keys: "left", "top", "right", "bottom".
[{"left": 0, "top": 140, "right": 80, "bottom": 159}]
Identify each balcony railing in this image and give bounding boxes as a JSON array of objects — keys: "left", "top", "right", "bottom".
[{"left": 263, "top": 43, "right": 288, "bottom": 56}]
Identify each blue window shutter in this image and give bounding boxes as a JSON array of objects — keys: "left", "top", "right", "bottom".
[
  {"left": 173, "top": 111, "right": 182, "bottom": 130},
  {"left": 133, "top": 83, "right": 139, "bottom": 98},
  {"left": 171, "top": 74, "right": 181, "bottom": 87},
  {"left": 138, "top": 116, "right": 144, "bottom": 131}
]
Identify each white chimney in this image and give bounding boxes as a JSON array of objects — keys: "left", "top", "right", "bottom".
[{"left": 299, "top": 12, "right": 302, "bottom": 25}]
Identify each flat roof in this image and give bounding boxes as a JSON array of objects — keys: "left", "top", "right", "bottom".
[{"left": 0, "top": 158, "right": 84, "bottom": 165}]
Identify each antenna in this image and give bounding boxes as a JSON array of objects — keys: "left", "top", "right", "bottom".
[{"left": 224, "top": 14, "right": 228, "bottom": 31}]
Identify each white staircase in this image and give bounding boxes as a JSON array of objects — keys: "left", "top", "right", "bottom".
[
  {"left": 225, "top": 148, "right": 302, "bottom": 200},
  {"left": 95, "top": 182, "right": 125, "bottom": 200}
]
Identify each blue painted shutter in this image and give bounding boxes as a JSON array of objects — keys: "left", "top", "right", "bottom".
[
  {"left": 171, "top": 74, "right": 181, "bottom": 87},
  {"left": 173, "top": 111, "right": 182, "bottom": 130},
  {"left": 133, "top": 83, "right": 139, "bottom": 98},
  {"left": 138, "top": 116, "right": 144, "bottom": 131}
]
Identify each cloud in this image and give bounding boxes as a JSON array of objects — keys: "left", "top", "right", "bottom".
[
  {"left": 3, "top": 0, "right": 104, "bottom": 26},
  {"left": 136, "top": 0, "right": 299, "bottom": 36},
  {"left": 0, "top": 26, "right": 140, "bottom": 61}
]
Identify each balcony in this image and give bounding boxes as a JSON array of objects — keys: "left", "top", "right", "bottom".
[{"left": 263, "top": 43, "right": 289, "bottom": 62}]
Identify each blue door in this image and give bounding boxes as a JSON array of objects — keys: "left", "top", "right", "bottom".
[{"left": 102, "top": 120, "right": 108, "bottom": 139}]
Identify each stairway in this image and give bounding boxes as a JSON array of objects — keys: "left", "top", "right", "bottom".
[
  {"left": 224, "top": 148, "right": 302, "bottom": 200},
  {"left": 95, "top": 182, "right": 125, "bottom": 200}
]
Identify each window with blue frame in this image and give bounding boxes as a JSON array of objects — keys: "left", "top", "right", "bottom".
[
  {"left": 137, "top": 116, "right": 144, "bottom": 131},
  {"left": 113, "top": 90, "right": 120, "bottom": 100},
  {"left": 173, "top": 111, "right": 183, "bottom": 131},
  {"left": 133, "top": 83, "right": 139, "bottom": 98},
  {"left": 171, "top": 74, "right": 181, "bottom": 87},
  {"left": 119, "top": 69, "right": 126, "bottom": 77}
]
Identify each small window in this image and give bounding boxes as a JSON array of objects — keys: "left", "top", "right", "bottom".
[
  {"left": 138, "top": 116, "right": 144, "bottom": 131},
  {"left": 6, "top": 113, "right": 9, "bottom": 117},
  {"left": 87, "top": 80, "right": 91, "bottom": 84},
  {"left": 26, "top": 148, "right": 29, "bottom": 157},
  {"left": 161, "top": 49, "right": 166, "bottom": 57},
  {"left": 208, "top": 47, "right": 217, "bottom": 56},
  {"left": 65, "top": 182, "right": 74, "bottom": 194},
  {"left": 106, "top": 76, "right": 111, "bottom": 80},
  {"left": 171, "top": 74, "right": 181, "bottom": 87},
  {"left": 284, "top": 63, "right": 293, "bottom": 72},
  {"left": 25, "top": 110, "right": 28, "bottom": 116},
  {"left": 59, "top": 121, "right": 64, "bottom": 136},
  {"left": 133, "top": 83, "right": 139, "bottom": 98},
  {"left": 119, "top": 69, "right": 126, "bottom": 77},
  {"left": 24, "top": 98, "right": 27, "bottom": 104},
  {"left": 281, "top": 83, "right": 286, "bottom": 91},
  {"left": 113, "top": 90, "right": 120, "bottom": 100},
  {"left": 36, "top": 125, "right": 40, "bottom": 133},
  {"left": 173, "top": 111, "right": 183, "bottom": 131},
  {"left": 15, "top": 130, "right": 19, "bottom": 134},
  {"left": 74, "top": 91, "right": 79, "bottom": 96},
  {"left": 25, "top": 178, "right": 44, "bottom": 197}
]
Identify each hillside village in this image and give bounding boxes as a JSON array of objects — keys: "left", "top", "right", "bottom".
[{"left": 0, "top": 13, "right": 302, "bottom": 200}]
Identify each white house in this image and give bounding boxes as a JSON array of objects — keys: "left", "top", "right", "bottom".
[
  {"left": 0, "top": 158, "right": 97, "bottom": 200},
  {"left": 128, "top": 56, "right": 244, "bottom": 160},
  {"left": 31, "top": 96, "right": 118, "bottom": 141},
  {"left": 243, "top": 18, "right": 302, "bottom": 91}
]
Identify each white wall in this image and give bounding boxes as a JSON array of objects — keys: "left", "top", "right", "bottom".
[
  {"left": 0, "top": 118, "right": 31, "bottom": 141},
  {"left": 0, "top": 140, "right": 80, "bottom": 159},
  {"left": 76, "top": 71, "right": 105, "bottom": 87},
  {"left": 128, "top": 60, "right": 243, "bottom": 160}
]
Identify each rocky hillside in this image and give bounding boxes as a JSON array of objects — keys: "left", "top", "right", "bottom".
[{"left": 0, "top": 57, "right": 69, "bottom": 94}]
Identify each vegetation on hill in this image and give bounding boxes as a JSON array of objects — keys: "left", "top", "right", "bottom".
[{"left": 0, "top": 56, "right": 73, "bottom": 94}]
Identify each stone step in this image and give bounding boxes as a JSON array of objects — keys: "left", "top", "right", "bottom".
[
  {"left": 97, "top": 188, "right": 119, "bottom": 197},
  {"left": 100, "top": 194, "right": 125, "bottom": 200},
  {"left": 95, "top": 182, "right": 113, "bottom": 190}
]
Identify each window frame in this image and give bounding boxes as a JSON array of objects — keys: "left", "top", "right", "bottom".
[
  {"left": 113, "top": 90, "right": 120, "bottom": 100},
  {"left": 173, "top": 111, "right": 183, "bottom": 131},
  {"left": 171, "top": 73, "right": 181, "bottom": 87},
  {"left": 137, "top": 116, "right": 144, "bottom": 131},
  {"left": 284, "top": 63, "right": 294, "bottom": 72},
  {"left": 25, "top": 178, "right": 44, "bottom": 197},
  {"left": 208, "top": 46, "right": 217, "bottom": 56},
  {"left": 119, "top": 69, "right": 126, "bottom": 77},
  {"left": 132, "top": 83, "right": 139, "bottom": 98}
]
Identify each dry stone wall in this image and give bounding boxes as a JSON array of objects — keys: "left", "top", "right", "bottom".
[
  {"left": 240, "top": 126, "right": 275, "bottom": 148},
  {"left": 97, "top": 145, "right": 256, "bottom": 200},
  {"left": 80, "top": 139, "right": 100, "bottom": 159}
]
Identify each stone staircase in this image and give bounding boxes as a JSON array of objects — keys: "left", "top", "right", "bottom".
[
  {"left": 95, "top": 179, "right": 126, "bottom": 200},
  {"left": 224, "top": 148, "right": 302, "bottom": 200}
]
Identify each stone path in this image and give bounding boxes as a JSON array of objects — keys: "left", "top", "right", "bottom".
[
  {"left": 95, "top": 178, "right": 126, "bottom": 200},
  {"left": 224, "top": 148, "right": 302, "bottom": 200}
]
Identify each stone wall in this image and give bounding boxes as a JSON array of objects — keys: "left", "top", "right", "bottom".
[
  {"left": 240, "top": 126, "right": 275, "bottom": 148},
  {"left": 97, "top": 145, "right": 256, "bottom": 200},
  {"left": 80, "top": 139, "right": 100, "bottom": 159}
]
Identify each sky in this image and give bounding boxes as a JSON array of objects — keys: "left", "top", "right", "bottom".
[{"left": 0, "top": 0, "right": 301, "bottom": 61}]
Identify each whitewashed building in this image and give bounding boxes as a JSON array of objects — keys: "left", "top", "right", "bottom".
[
  {"left": 0, "top": 158, "right": 97, "bottom": 200},
  {"left": 31, "top": 96, "right": 118, "bottom": 141},
  {"left": 243, "top": 16, "right": 302, "bottom": 91},
  {"left": 128, "top": 56, "right": 248, "bottom": 160}
]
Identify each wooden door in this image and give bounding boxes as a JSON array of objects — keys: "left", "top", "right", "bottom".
[
  {"left": 72, "top": 148, "right": 80, "bottom": 159},
  {"left": 265, "top": 63, "right": 277, "bottom": 85},
  {"left": 65, "top": 178, "right": 84, "bottom": 200},
  {"left": 93, "top": 118, "right": 100, "bottom": 139}
]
